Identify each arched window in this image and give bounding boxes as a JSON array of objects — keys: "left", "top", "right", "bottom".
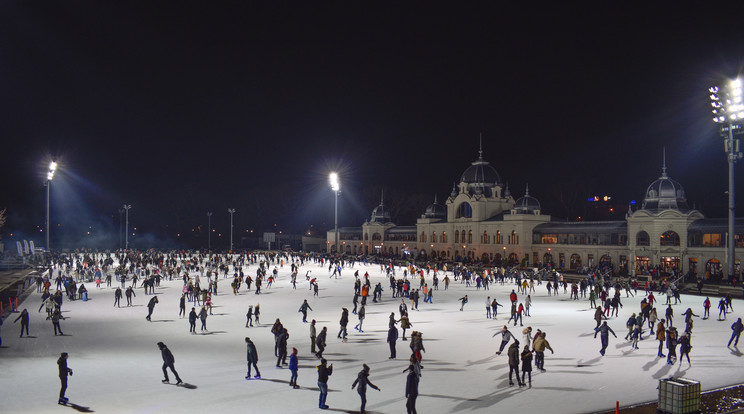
[
  {"left": 456, "top": 202, "right": 473, "bottom": 218},
  {"left": 420, "top": 232, "right": 426, "bottom": 243},
  {"left": 372, "top": 233, "right": 382, "bottom": 241},
  {"left": 432, "top": 232, "right": 437, "bottom": 244},
  {"left": 468, "top": 230, "right": 473, "bottom": 244},
  {"left": 460, "top": 230, "right": 466, "bottom": 244},
  {"left": 509, "top": 230, "right": 518, "bottom": 244},
  {"left": 483, "top": 230, "right": 488, "bottom": 244},
  {"left": 364, "top": 233, "right": 369, "bottom": 241},
  {"left": 660, "top": 230, "right": 680, "bottom": 246},
  {"left": 636, "top": 231, "right": 650, "bottom": 246},
  {"left": 441, "top": 232, "right": 447, "bottom": 243},
  {"left": 496, "top": 230, "right": 502, "bottom": 244},
  {"left": 454, "top": 231, "right": 459, "bottom": 243}
]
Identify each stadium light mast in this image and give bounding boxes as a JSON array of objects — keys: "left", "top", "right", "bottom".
[
  {"left": 710, "top": 78, "right": 744, "bottom": 280},
  {"left": 330, "top": 172, "right": 340, "bottom": 254},
  {"left": 45, "top": 160, "right": 57, "bottom": 251}
]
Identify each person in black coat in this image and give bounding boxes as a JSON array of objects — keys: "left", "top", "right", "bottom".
[
  {"left": 351, "top": 364, "right": 380, "bottom": 414},
  {"left": 179, "top": 294, "right": 186, "bottom": 318},
  {"left": 276, "top": 328, "right": 289, "bottom": 367},
  {"left": 507, "top": 340, "right": 524, "bottom": 386},
  {"left": 14, "top": 308, "right": 30, "bottom": 337},
  {"left": 158, "top": 342, "right": 182, "bottom": 384},
  {"left": 188, "top": 307, "right": 197, "bottom": 333},
  {"left": 317, "top": 358, "right": 333, "bottom": 409},
  {"left": 338, "top": 308, "right": 349, "bottom": 341},
  {"left": 146, "top": 296, "right": 159, "bottom": 321},
  {"left": 57, "top": 352, "right": 72, "bottom": 404},
  {"left": 405, "top": 365, "right": 419, "bottom": 414},
  {"left": 387, "top": 325, "right": 399, "bottom": 359},
  {"left": 521, "top": 345, "right": 533, "bottom": 387}
]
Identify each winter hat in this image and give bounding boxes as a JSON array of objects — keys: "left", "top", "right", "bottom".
[
  {"left": 61, "top": 352, "right": 68, "bottom": 357},
  {"left": 292, "top": 347, "right": 298, "bottom": 354}
]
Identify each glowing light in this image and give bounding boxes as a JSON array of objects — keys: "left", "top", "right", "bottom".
[{"left": 329, "top": 172, "right": 340, "bottom": 191}]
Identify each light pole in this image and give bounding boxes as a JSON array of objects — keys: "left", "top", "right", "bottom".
[
  {"left": 228, "top": 208, "right": 236, "bottom": 252},
  {"left": 123, "top": 204, "right": 132, "bottom": 250},
  {"left": 118, "top": 208, "right": 124, "bottom": 249},
  {"left": 710, "top": 79, "right": 744, "bottom": 281},
  {"left": 45, "top": 161, "right": 57, "bottom": 252},
  {"left": 329, "top": 172, "right": 340, "bottom": 254},
  {"left": 207, "top": 212, "right": 212, "bottom": 251}
]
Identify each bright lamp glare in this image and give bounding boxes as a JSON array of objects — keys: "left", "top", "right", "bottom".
[
  {"left": 732, "top": 79, "right": 742, "bottom": 88},
  {"left": 710, "top": 86, "right": 719, "bottom": 93},
  {"left": 329, "top": 172, "right": 340, "bottom": 191},
  {"left": 49, "top": 161, "right": 57, "bottom": 172}
]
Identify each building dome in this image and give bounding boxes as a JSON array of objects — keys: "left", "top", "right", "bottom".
[
  {"left": 642, "top": 166, "right": 689, "bottom": 211},
  {"left": 458, "top": 146, "right": 502, "bottom": 197},
  {"left": 369, "top": 192, "right": 392, "bottom": 223},
  {"left": 424, "top": 195, "right": 447, "bottom": 219},
  {"left": 513, "top": 184, "right": 541, "bottom": 214}
]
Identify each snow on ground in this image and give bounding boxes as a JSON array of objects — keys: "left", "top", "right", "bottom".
[{"left": 0, "top": 258, "right": 742, "bottom": 414}]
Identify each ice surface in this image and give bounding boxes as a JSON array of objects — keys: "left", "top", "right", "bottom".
[{"left": 1, "top": 258, "right": 741, "bottom": 414}]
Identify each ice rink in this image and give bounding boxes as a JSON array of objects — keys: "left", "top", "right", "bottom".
[{"left": 0, "top": 256, "right": 741, "bottom": 414}]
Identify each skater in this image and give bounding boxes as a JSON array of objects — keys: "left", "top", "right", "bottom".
[
  {"left": 678, "top": 332, "right": 692, "bottom": 366},
  {"left": 317, "top": 358, "right": 333, "bottom": 409},
  {"left": 485, "top": 296, "right": 492, "bottom": 318},
  {"left": 298, "top": 299, "right": 313, "bottom": 323},
  {"left": 276, "top": 328, "right": 289, "bottom": 367},
  {"left": 57, "top": 352, "right": 72, "bottom": 405},
  {"left": 665, "top": 305, "right": 674, "bottom": 327},
  {"left": 245, "top": 337, "right": 261, "bottom": 379},
  {"left": 729, "top": 318, "right": 743, "bottom": 347},
  {"left": 494, "top": 325, "right": 514, "bottom": 355},
  {"left": 666, "top": 326, "right": 678, "bottom": 364},
  {"left": 271, "top": 318, "right": 284, "bottom": 356},
  {"left": 289, "top": 347, "right": 299, "bottom": 388},
  {"left": 158, "top": 342, "right": 183, "bottom": 385},
  {"left": 188, "top": 307, "right": 197, "bottom": 333},
  {"left": 400, "top": 314, "right": 412, "bottom": 341},
  {"left": 315, "top": 326, "right": 328, "bottom": 358},
  {"left": 702, "top": 297, "right": 711, "bottom": 319},
  {"left": 521, "top": 344, "right": 533, "bottom": 387},
  {"left": 718, "top": 298, "right": 728, "bottom": 320},
  {"left": 594, "top": 321, "right": 617, "bottom": 356},
  {"left": 52, "top": 308, "right": 65, "bottom": 335},
  {"left": 338, "top": 308, "right": 349, "bottom": 341},
  {"left": 508, "top": 339, "right": 524, "bottom": 386},
  {"left": 354, "top": 305, "right": 366, "bottom": 332},
  {"left": 531, "top": 331, "right": 553, "bottom": 371},
  {"left": 310, "top": 320, "right": 317, "bottom": 353},
  {"left": 125, "top": 286, "right": 135, "bottom": 306},
  {"left": 351, "top": 364, "right": 380, "bottom": 414},
  {"left": 146, "top": 296, "right": 159, "bottom": 321},
  {"left": 459, "top": 295, "right": 468, "bottom": 311},
  {"left": 387, "top": 324, "right": 399, "bottom": 359},
  {"left": 593, "top": 306, "right": 605, "bottom": 329},
  {"left": 114, "top": 287, "right": 122, "bottom": 307},
  {"left": 179, "top": 294, "right": 186, "bottom": 318},
  {"left": 246, "top": 305, "right": 254, "bottom": 327},
  {"left": 198, "top": 306, "right": 208, "bottom": 331},
  {"left": 656, "top": 319, "right": 666, "bottom": 357},
  {"left": 14, "top": 308, "right": 30, "bottom": 337},
  {"left": 405, "top": 362, "right": 419, "bottom": 414}
]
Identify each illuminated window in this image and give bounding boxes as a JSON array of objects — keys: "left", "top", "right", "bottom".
[{"left": 660, "top": 231, "right": 680, "bottom": 247}]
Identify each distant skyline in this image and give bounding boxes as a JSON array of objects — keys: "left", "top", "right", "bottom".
[{"left": 2, "top": 3, "right": 744, "bottom": 249}]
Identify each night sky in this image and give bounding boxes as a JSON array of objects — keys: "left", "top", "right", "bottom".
[{"left": 2, "top": 2, "right": 744, "bottom": 250}]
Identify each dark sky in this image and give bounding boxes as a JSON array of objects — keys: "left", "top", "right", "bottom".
[{"left": 2, "top": 2, "right": 744, "bottom": 249}]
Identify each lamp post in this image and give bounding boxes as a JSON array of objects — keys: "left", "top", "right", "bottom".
[
  {"left": 45, "top": 161, "right": 57, "bottom": 252},
  {"left": 228, "top": 208, "right": 236, "bottom": 252},
  {"left": 118, "top": 208, "right": 124, "bottom": 249},
  {"left": 710, "top": 79, "right": 744, "bottom": 280},
  {"left": 329, "top": 172, "right": 340, "bottom": 254},
  {"left": 207, "top": 212, "right": 212, "bottom": 251},
  {"left": 123, "top": 204, "right": 132, "bottom": 250}
]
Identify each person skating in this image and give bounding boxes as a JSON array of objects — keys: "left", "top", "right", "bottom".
[
  {"left": 718, "top": 298, "right": 728, "bottom": 320},
  {"left": 459, "top": 295, "right": 468, "bottom": 311},
  {"left": 338, "top": 308, "right": 349, "bottom": 341},
  {"left": 317, "top": 358, "right": 333, "bottom": 409},
  {"left": 310, "top": 320, "right": 317, "bottom": 353},
  {"left": 298, "top": 299, "right": 313, "bottom": 323},
  {"left": 507, "top": 339, "right": 524, "bottom": 386},
  {"left": 125, "top": 286, "right": 135, "bottom": 306},
  {"left": 593, "top": 306, "right": 605, "bottom": 329},
  {"left": 51, "top": 308, "right": 65, "bottom": 336},
  {"left": 114, "top": 287, "right": 122, "bottom": 307},
  {"left": 405, "top": 363, "right": 419, "bottom": 414},
  {"left": 594, "top": 321, "right": 617, "bottom": 356},
  {"left": 493, "top": 325, "right": 514, "bottom": 355},
  {"left": 289, "top": 347, "right": 299, "bottom": 388},
  {"left": 702, "top": 297, "right": 711, "bottom": 320},
  {"left": 531, "top": 331, "right": 553, "bottom": 371},
  {"left": 315, "top": 326, "right": 328, "bottom": 358},
  {"left": 521, "top": 344, "right": 533, "bottom": 387},
  {"left": 57, "top": 352, "right": 72, "bottom": 405},
  {"left": 14, "top": 308, "right": 30, "bottom": 337},
  {"left": 179, "top": 294, "right": 186, "bottom": 318},
  {"left": 198, "top": 306, "right": 208, "bottom": 331},
  {"left": 354, "top": 305, "right": 366, "bottom": 332},
  {"left": 728, "top": 318, "right": 743, "bottom": 347},
  {"left": 245, "top": 305, "right": 254, "bottom": 327},
  {"left": 656, "top": 319, "right": 666, "bottom": 357},
  {"left": 271, "top": 318, "right": 284, "bottom": 356},
  {"left": 678, "top": 332, "right": 692, "bottom": 366},
  {"left": 352, "top": 363, "right": 380, "bottom": 414},
  {"left": 146, "top": 296, "right": 159, "bottom": 321},
  {"left": 158, "top": 342, "right": 183, "bottom": 385},
  {"left": 666, "top": 326, "right": 678, "bottom": 364},
  {"left": 276, "top": 328, "right": 289, "bottom": 367},
  {"left": 245, "top": 337, "right": 261, "bottom": 379},
  {"left": 188, "top": 307, "right": 197, "bottom": 333},
  {"left": 400, "top": 314, "right": 412, "bottom": 341},
  {"left": 388, "top": 324, "right": 399, "bottom": 359}
]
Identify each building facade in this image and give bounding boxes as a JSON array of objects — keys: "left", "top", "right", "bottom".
[{"left": 327, "top": 151, "right": 743, "bottom": 280}]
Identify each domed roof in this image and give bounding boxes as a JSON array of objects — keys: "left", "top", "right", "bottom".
[
  {"left": 642, "top": 165, "right": 689, "bottom": 211},
  {"left": 460, "top": 157, "right": 501, "bottom": 185},
  {"left": 369, "top": 191, "right": 391, "bottom": 223},
  {"left": 424, "top": 195, "right": 446, "bottom": 219},
  {"left": 513, "top": 184, "right": 541, "bottom": 214}
]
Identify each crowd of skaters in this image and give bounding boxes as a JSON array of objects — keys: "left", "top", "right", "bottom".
[{"left": 2, "top": 250, "right": 743, "bottom": 412}]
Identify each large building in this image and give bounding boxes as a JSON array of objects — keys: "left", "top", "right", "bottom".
[{"left": 327, "top": 150, "right": 744, "bottom": 280}]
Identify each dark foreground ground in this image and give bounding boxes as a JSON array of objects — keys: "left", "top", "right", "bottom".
[{"left": 596, "top": 384, "right": 744, "bottom": 414}]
